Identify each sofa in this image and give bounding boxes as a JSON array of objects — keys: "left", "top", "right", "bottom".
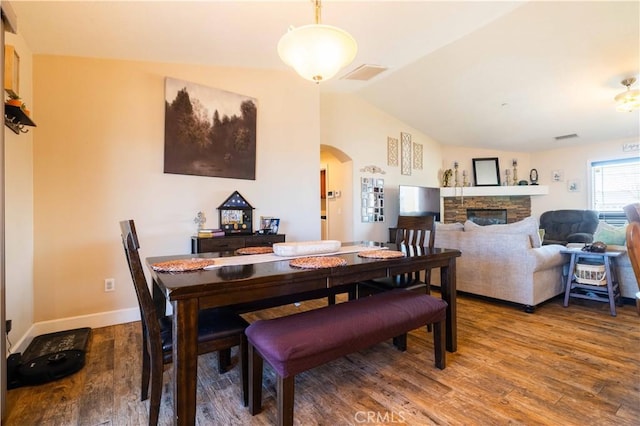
[
  {"left": 432, "top": 217, "right": 568, "bottom": 312},
  {"left": 589, "top": 219, "right": 638, "bottom": 299},
  {"left": 588, "top": 244, "right": 636, "bottom": 299},
  {"left": 539, "top": 209, "right": 599, "bottom": 245}
]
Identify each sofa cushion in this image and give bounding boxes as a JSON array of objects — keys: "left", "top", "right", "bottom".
[
  {"left": 463, "top": 216, "right": 541, "bottom": 248},
  {"left": 436, "top": 222, "right": 464, "bottom": 231},
  {"left": 593, "top": 221, "right": 627, "bottom": 246}
]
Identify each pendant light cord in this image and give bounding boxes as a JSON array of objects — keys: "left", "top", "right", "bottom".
[{"left": 314, "top": 0, "right": 321, "bottom": 24}]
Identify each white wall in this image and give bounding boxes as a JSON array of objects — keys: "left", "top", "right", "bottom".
[
  {"left": 4, "top": 31, "right": 35, "bottom": 349},
  {"left": 442, "top": 140, "right": 638, "bottom": 221},
  {"left": 30, "top": 55, "right": 320, "bottom": 325},
  {"left": 530, "top": 139, "right": 639, "bottom": 217},
  {"left": 441, "top": 146, "right": 532, "bottom": 187},
  {"left": 321, "top": 93, "right": 443, "bottom": 243}
]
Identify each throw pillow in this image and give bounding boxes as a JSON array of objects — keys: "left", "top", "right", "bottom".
[
  {"left": 593, "top": 221, "right": 627, "bottom": 245},
  {"left": 436, "top": 222, "right": 464, "bottom": 231},
  {"left": 463, "top": 216, "right": 542, "bottom": 248},
  {"left": 463, "top": 220, "right": 481, "bottom": 231},
  {"left": 538, "top": 228, "right": 546, "bottom": 244}
]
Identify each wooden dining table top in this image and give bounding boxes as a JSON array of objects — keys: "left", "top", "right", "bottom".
[
  {"left": 147, "top": 241, "right": 461, "bottom": 302},
  {"left": 145, "top": 240, "right": 460, "bottom": 425}
]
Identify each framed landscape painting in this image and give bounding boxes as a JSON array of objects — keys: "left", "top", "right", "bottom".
[{"left": 164, "top": 77, "right": 257, "bottom": 180}]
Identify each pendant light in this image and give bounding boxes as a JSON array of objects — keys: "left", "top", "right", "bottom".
[
  {"left": 614, "top": 77, "right": 640, "bottom": 112},
  {"left": 278, "top": 0, "right": 357, "bottom": 83}
]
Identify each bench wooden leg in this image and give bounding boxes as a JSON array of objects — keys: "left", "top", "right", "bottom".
[
  {"left": 392, "top": 333, "right": 407, "bottom": 351},
  {"left": 432, "top": 320, "right": 446, "bottom": 370},
  {"left": 248, "top": 343, "right": 263, "bottom": 415},
  {"left": 347, "top": 286, "right": 357, "bottom": 301},
  {"left": 218, "top": 348, "right": 231, "bottom": 373},
  {"left": 425, "top": 270, "right": 432, "bottom": 332},
  {"left": 277, "top": 375, "right": 295, "bottom": 426},
  {"left": 240, "top": 334, "right": 248, "bottom": 407}
]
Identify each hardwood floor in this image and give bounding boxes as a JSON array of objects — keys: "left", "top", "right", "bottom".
[{"left": 5, "top": 292, "right": 640, "bottom": 425}]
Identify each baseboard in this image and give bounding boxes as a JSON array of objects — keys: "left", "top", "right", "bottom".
[{"left": 9, "top": 308, "right": 140, "bottom": 354}]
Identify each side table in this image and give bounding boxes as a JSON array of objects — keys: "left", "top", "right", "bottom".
[
  {"left": 191, "top": 234, "right": 285, "bottom": 254},
  {"left": 562, "top": 248, "right": 622, "bottom": 316}
]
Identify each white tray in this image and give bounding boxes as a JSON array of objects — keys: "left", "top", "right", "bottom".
[{"left": 272, "top": 240, "right": 341, "bottom": 257}]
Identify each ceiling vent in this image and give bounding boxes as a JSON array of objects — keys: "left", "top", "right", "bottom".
[
  {"left": 554, "top": 133, "right": 579, "bottom": 141},
  {"left": 341, "top": 64, "right": 388, "bottom": 81}
]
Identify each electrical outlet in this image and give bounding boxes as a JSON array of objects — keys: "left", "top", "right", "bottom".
[{"left": 104, "top": 278, "right": 115, "bottom": 292}]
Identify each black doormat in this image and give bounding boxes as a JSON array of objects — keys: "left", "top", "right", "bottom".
[{"left": 8, "top": 327, "right": 91, "bottom": 389}]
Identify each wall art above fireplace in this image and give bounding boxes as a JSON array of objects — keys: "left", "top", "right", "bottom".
[{"left": 472, "top": 157, "right": 501, "bottom": 186}]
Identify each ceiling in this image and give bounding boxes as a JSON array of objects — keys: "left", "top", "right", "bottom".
[{"left": 8, "top": 0, "right": 640, "bottom": 152}]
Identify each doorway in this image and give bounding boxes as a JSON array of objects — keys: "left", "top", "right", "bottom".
[{"left": 320, "top": 145, "right": 354, "bottom": 242}]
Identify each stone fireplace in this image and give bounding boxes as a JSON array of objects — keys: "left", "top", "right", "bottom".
[
  {"left": 443, "top": 196, "right": 531, "bottom": 224},
  {"left": 467, "top": 208, "right": 507, "bottom": 225}
]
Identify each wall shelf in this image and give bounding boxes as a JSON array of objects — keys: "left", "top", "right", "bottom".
[
  {"left": 440, "top": 185, "right": 549, "bottom": 197},
  {"left": 4, "top": 104, "right": 36, "bottom": 134}
]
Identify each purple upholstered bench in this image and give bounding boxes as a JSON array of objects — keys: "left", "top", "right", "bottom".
[{"left": 246, "top": 289, "right": 447, "bottom": 426}]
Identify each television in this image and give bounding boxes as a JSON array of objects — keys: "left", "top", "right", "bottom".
[{"left": 398, "top": 185, "right": 441, "bottom": 221}]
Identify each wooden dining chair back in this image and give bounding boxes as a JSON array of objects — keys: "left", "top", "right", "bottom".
[
  {"left": 625, "top": 221, "right": 640, "bottom": 315},
  {"left": 120, "top": 220, "right": 248, "bottom": 425},
  {"left": 396, "top": 215, "right": 437, "bottom": 247},
  {"left": 359, "top": 215, "right": 437, "bottom": 298},
  {"left": 394, "top": 221, "right": 436, "bottom": 289}
]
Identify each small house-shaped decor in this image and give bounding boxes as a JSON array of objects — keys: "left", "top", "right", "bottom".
[{"left": 217, "top": 191, "right": 254, "bottom": 235}]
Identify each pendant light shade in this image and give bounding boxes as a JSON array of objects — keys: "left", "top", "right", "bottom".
[
  {"left": 278, "top": 1, "right": 357, "bottom": 83},
  {"left": 614, "top": 77, "right": 640, "bottom": 112}
]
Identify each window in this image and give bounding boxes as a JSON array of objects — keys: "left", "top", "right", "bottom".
[{"left": 591, "top": 157, "right": 640, "bottom": 225}]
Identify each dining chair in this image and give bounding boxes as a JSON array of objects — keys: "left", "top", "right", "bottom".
[
  {"left": 119, "top": 220, "right": 248, "bottom": 425},
  {"left": 358, "top": 218, "right": 437, "bottom": 341},
  {"left": 358, "top": 215, "right": 437, "bottom": 298}
]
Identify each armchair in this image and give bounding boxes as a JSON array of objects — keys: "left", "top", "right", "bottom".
[{"left": 539, "top": 209, "right": 599, "bottom": 246}]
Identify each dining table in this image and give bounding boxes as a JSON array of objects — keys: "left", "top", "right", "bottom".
[{"left": 146, "top": 241, "right": 461, "bottom": 425}]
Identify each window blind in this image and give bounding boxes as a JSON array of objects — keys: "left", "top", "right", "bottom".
[{"left": 591, "top": 157, "right": 640, "bottom": 221}]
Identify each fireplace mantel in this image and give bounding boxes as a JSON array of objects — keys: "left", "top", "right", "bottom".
[
  {"left": 440, "top": 185, "right": 548, "bottom": 197},
  {"left": 440, "top": 185, "right": 548, "bottom": 223}
]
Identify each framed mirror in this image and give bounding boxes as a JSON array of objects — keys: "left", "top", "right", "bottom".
[{"left": 472, "top": 157, "right": 501, "bottom": 186}]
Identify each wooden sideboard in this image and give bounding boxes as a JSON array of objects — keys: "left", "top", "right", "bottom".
[{"left": 191, "top": 234, "right": 285, "bottom": 254}]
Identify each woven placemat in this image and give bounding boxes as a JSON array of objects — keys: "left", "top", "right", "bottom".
[
  {"left": 235, "top": 246, "right": 274, "bottom": 255},
  {"left": 357, "top": 250, "right": 405, "bottom": 259},
  {"left": 151, "top": 258, "right": 216, "bottom": 272},
  {"left": 289, "top": 256, "right": 347, "bottom": 269}
]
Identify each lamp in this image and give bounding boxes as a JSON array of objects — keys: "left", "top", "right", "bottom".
[
  {"left": 278, "top": 0, "right": 357, "bottom": 83},
  {"left": 614, "top": 77, "right": 640, "bottom": 112}
]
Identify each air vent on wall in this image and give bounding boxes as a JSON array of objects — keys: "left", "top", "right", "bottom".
[
  {"left": 554, "top": 133, "right": 579, "bottom": 141},
  {"left": 341, "top": 64, "right": 388, "bottom": 81}
]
